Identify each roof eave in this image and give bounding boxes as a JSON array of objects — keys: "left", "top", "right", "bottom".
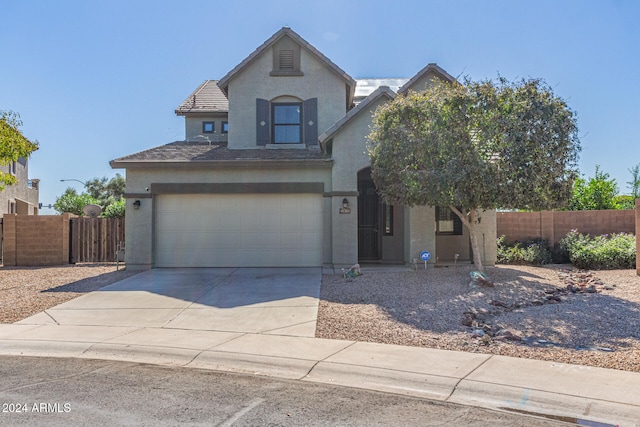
[
  {"left": 174, "top": 109, "right": 229, "bottom": 116},
  {"left": 319, "top": 86, "right": 396, "bottom": 145},
  {"left": 110, "top": 159, "right": 333, "bottom": 169}
]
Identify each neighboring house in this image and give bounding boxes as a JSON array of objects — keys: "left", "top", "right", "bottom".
[
  {"left": 111, "top": 27, "right": 497, "bottom": 270},
  {"left": 0, "top": 158, "right": 39, "bottom": 216}
]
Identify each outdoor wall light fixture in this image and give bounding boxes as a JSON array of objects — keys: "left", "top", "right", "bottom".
[
  {"left": 133, "top": 200, "right": 141, "bottom": 209},
  {"left": 342, "top": 198, "right": 349, "bottom": 208}
]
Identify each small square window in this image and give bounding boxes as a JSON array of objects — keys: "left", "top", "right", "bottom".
[
  {"left": 202, "top": 121, "right": 215, "bottom": 133},
  {"left": 436, "top": 206, "right": 463, "bottom": 235},
  {"left": 222, "top": 121, "right": 228, "bottom": 134}
]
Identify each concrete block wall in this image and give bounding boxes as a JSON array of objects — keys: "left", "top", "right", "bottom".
[
  {"left": 2, "top": 214, "right": 72, "bottom": 266},
  {"left": 498, "top": 209, "right": 636, "bottom": 246},
  {"left": 496, "top": 212, "right": 541, "bottom": 242}
]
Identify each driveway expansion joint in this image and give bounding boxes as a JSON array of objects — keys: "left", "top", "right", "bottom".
[
  {"left": 445, "top": 354, "right": 494, "bottom": 402},
  {"left": 44, "top": 311, "right": 60, "bottom": 325}
]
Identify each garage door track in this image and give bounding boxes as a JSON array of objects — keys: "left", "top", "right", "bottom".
[{"left": 18, "top": 268, "right": 322, "bottom": 337}]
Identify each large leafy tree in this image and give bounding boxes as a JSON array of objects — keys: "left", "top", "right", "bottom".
[
  {"left": 368, "top": 77, "right": 580, "bottom": 273},
  {"left": 84, "top": 174, "right": 125, "bottom": 210},
  {"left": 0, "top": 110, "right": 39, "bottom": 190},
  {"left": 568, "top": 165, "right": 620, "bottom": 210},
  {"left": 54, "top": 174, "right": 125, "bottom": 216},
  {"left": 53, "top": 188, "right": 99, "bottom": 216}
]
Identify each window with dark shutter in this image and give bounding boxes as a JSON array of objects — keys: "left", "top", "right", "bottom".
[
  {"left": 303, "top": 98, "right": 318, "bottom": 146},
  {"left": 272, "top": 103, "right": 301, "bottom": 144},
  {"left": 256, "top": 99, "right": 270, "bottom": 146}
]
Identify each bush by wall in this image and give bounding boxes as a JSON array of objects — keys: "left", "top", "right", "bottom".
[
  {"left": 560, "top": 230, "right": 636, "bottom": 270},
  {"left": 497, "top": 236, "right": 553, "bottom": 265}
]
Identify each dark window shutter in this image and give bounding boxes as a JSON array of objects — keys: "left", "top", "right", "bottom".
[
  {"left": 256, "top": 98, "right": 270, "bottom": 146},
  {"left": 303, "top": 98, "right": 318, "bottom": 146}
]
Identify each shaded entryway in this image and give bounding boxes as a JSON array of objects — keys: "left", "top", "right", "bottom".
[{"left": 357, "top": 168, "right": 404, "bottom": 263}]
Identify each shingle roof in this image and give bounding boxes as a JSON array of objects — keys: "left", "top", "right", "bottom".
[
  {"left": 217, "top": 27, "right": 356, "bottom": 103},
  {"left": 175, "top": 80, "right": 228, "bottom": 114},
  {"left": 110, "top": 141, "right": 330, "bottom": 167}
]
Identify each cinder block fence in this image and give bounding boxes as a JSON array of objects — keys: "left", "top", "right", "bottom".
[
  {"left": 497, "top": 209, "right": 636, "bottom": 247},
  {"left": 2, "top": 214, "right": 72, "bottom": 266}
]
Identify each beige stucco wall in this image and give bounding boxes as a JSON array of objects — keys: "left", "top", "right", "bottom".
[
  {"left": 125, "top": 166, "right": 331, "bottom": 193},
  {"left": 184, "top": 114, "right": 228, "bottom": 142},
  {"left": 477, "top": 209, "right": 497, "bottom": 266},
  {"left": 227, "top": 44, "right": 348, "bottom": 149},
  {"left": 435, "top": 209, "right": 497, "bottom": 266},
  {"left": 406, "top": 206, "right": 437, "bottom": 265},
  {"left": 0, "top": 159, "right": 39, "bottom": 216},
  {"left": 436, "top": 225, "right": 471, "bottom": 261},
  {"left": 403, "top": 69, "right": 447, "bottom": 93},
  {"left": 123, "top": 165, "right": 333, "bottom": 270},
  {"left": 328, "top": 96, "right": 388, "bottom": 266}
]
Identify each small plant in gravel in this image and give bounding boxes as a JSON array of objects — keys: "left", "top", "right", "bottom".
[
  {"left": 560, "top": 230, "right": 636, "bottom": 270},
  {"left": 496, "top": 236, "right": 552, "bottom": 265}
]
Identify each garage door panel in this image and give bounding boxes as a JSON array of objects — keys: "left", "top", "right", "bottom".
[
  {"left": 155, "top": 194, "right": 322, "bottom": 267},
  {"left": 300, "top": 213, "right": 322, "bottom": 229}
]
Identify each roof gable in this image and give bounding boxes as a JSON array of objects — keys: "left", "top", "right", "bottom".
[
  {"left": 217, "top": 27, "right": 355, "bottom": 99},
  {"left": 318, "top": 86, "right": 396, "bottom": 146},
  {"left": 175, "top": 80, "right": 228, "bottom": 115},
  {"left": 398, "top": 63, "right": 455, "bottom": 94}
]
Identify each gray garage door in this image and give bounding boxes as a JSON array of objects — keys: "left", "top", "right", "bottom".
[{"left": 155, "top": 194, "right": 322, "bottom": 267}]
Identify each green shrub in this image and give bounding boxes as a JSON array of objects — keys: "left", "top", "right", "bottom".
[
  {"left": 497, "top": 236, "right": 552, "bottom": 265},
  {"left": 560, "top": 230, "right": 636, "bottom": 270},
  {"left": 102, "top": 198, "right": 125, "bottom": 218}
]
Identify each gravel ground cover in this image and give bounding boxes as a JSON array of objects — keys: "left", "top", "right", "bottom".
[
  {"left": 316, "top": 264, "right": 640, "bottom": 372},
  {"left": 0, "top": 264, "right": 139, "bottom": 323},
  {"left": 3, "top": 263, "right": 638, "bottom": 372}
]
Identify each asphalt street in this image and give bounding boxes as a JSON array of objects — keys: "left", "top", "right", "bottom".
[{"left": 0, "top": 356, "right": 571, "bottom": 427}]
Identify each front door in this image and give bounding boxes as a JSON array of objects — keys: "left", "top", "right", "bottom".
[{"left": 358, "top": 179, "right": 381, "bottom": 260}]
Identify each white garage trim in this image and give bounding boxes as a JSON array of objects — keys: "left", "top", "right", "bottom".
[{"left": 155, "top": 194, "right": 322, "bottom": 267}]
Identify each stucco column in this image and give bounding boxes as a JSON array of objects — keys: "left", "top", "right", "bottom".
[
  {"left": 125, "top": 197, "right": 153, "bottom": 270},
  {"left": 331, "top": 195, "right": 358, "bottom": 268},
  {"left": 476, "top": 209, "right": 497, "bottom": 266},
  {"left": 406, "top": 206, "right": 436, "bottom": 265}
]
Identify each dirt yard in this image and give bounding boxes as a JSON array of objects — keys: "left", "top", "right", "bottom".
[
  {"left": 0, "top": 264, "right": 139, "bottom": 323},
  {"left": 316, "top": 264, "right": 640, "bottom": 372}
]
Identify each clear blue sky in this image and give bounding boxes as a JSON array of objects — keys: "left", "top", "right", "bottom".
[{"left": 2, "top": 0, "right": 639, "bottom": 211}]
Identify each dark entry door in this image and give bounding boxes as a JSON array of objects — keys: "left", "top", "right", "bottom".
[{"left": 358, "top": 180, "right": 381, "bottom": 260}]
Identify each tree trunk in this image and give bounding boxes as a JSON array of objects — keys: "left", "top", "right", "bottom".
[{"left": 450, "top": 206, "right": 485, "bottom": 273}]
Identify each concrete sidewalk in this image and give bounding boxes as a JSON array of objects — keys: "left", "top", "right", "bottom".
[{"left": 0, "top": 268, "right": 638, "bottom": 425}]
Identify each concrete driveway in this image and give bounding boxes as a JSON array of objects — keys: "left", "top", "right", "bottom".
[{"left": 17, "top": 268, "right": 322, "bottom": 337}]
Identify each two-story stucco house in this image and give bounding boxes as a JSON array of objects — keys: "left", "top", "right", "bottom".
[
  {"left": 110, "top": 27, "right": 497, "bottom": 271},
  {"left": 0, "top": 158, "right": 39, "bottom": 216}
]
